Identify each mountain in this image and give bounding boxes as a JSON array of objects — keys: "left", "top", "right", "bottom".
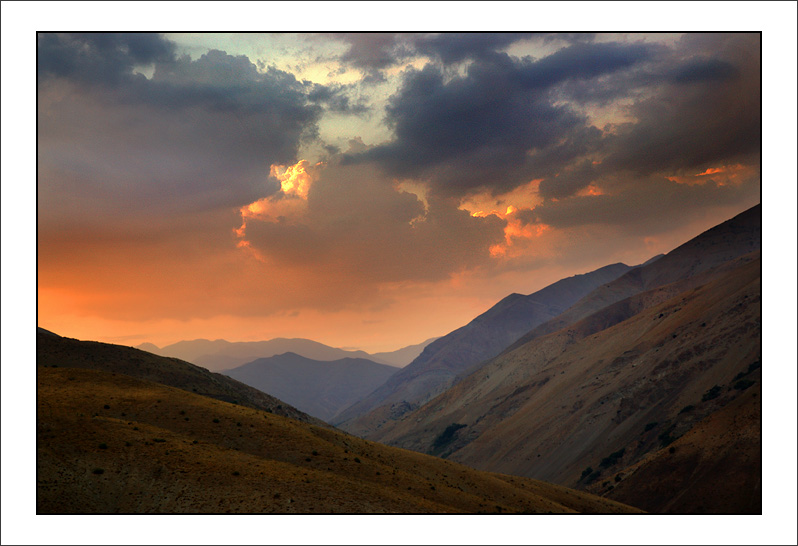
[
  {"left": 356, "top": 205, "right": 761, "bottom": 513},
  {"left": 598, "top": 380, "right": 761, "bottom": 514},
  {"left": 36, "top": 353, "right": 641, "bottom": 514},
  {"left": 368, "top": 337, "right": 439, "bottom": 368},
  {"left": 139, "top": 337, "right": 402, "bottom": 372},
  {"left": 38, "top": 330, "right": 325, "bottom": 427},
  {"left": 334, "top": 262, "right": 633, "bottom": 433},
  {"left": 504, "top": 204, "right": 761, "bottom": 355},
  {"left": 224, "top": 353, "right": 399, "bottom": 423}
]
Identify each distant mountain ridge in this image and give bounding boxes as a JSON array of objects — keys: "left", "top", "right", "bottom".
[
  {"left": 38, "top": 330, "right": 325, "bottom": 427},
  {"left": 334, "top": 261, "right": 635, "bottom": 433},
  {"left": 224, "top": 352, "right": 399, "bottom": 422},
  {"left": 138, "top": 337, "right": 436, "bottom": 372}
]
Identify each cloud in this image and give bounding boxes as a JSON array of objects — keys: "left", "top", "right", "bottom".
[
  {"left": 238, "top": 160, "right": 506, "bottom": 289},
  {"left": 414, "top": 33, "right": 532, "bottom": 64},
  {"left": 345, "top": 41, "right": 657, "bottom": 198},
  {"left": 38, "top": 37, "right": 325, "bottom": 224},
  {"left": 600, "top": 34, "right": 760, "bottom": 177},
  {"left": 38, "top": 32, "right": 176, "bottom": 85}
]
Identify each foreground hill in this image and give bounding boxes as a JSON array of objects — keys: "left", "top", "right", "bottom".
[
  {"left": 224, "top": 353, "right": 399, "bottom": 422},
  {"left": 335, "top": 262, "right": 633, "bottom": 433},
  {"left": 38, "top": 331, "right": 324, "bottom": 426},
  {"left": 36, "top": 366, "right": 640, "bottom": 514}
]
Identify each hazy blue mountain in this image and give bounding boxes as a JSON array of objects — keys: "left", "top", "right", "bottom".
[{"left": 224, "top": 352, "right": 399, "bottom": 422}]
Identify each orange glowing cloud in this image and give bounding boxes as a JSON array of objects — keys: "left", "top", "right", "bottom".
[
  {"left": 576, "top": 184, "right": 605, "bottom": 197},
  {"left": 235, "top": 159, "right": 324, "bottom": 256},
  {"left": 270, "top": 159, "right": 318, "bottom": 198},
  {"left": 668, "top": 163, "right": 753, "bottom": 186}
]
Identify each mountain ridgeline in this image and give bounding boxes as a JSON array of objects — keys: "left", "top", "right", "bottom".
[
  {"left": 333, "top": 262, "right": 634, "bottom": 433},
  {"left": 224, "top": 353, "right": 399, "bottom": 423},
  {"left": 353, "top": 204, "right": 761, "bottom": 513},
  {"left": 139, "top": 337, "right": 436, "bottom": 373}
]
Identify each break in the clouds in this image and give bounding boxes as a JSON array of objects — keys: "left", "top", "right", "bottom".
[{"left": 37, "top": 32, "right": 760, "bottom": 348}]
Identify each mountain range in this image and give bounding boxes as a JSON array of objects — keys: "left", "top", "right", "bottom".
[
  {"left": 36, "top": 330, "right": 638, "bottom": 514},
  {"left": 138, "top": 337, "right": 437, "bottom": 372},
  {"left": 224, "top": 353, "right": 399, "bottom": 422},
  {"left": 345, "top": 204, "right": 761, "bottom": 513},
  {"left": 333, "top": 261, "right": 636, "bottom": 433}
]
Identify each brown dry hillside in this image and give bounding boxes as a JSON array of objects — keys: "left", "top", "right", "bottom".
[
  {"left": 368, "top": 252, "right": 760, "bottom": 505},
  {"left": 36, "top": 366, "right": 641, "bottom": 514},
  {"left": 37, "top": 330, "right": 325, "bottom": 426},
  {"left": 598, "top": 383, "right": 761, "bottom": 514}
]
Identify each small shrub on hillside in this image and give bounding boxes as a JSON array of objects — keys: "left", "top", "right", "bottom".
[
  {"left": 152, "top": 438, "right": 166, "bottom": 443},
  {"left": 644, "top": 422, "right": 658, "bottom": 432},
  {"left": 580, "top": 467, "right": 593, "bottom": 481},
  {"left": 92, "top": 468, "right": 104, "bottom": 475},
  {"left": 599, "top": 448, "right": 626, "bottom": 468},
  {"left": 354, "top": 457, "right": 361, "bottom": 463},
  {"left": 432, "top": 423, "right": 467, "bottom": 450},
  {"left": 701, "top": 385, "right": 722, "bottom": 402},
  {"left": 232, "top": 471, "right": 240, "bottom": 476},
  {"left": 734, "top": 379, "right": 755, "bottom": 391},
  {"left": 212, "top": 418, "right": 220, "bottom": 423},
  {"left": 312, "top": 450, "right": 318, "bottom": 456},
  {"left": 679, "top": 404, "right": 694, "bottom": 414},
  {"left": 659, "top": 425, "right": 678, "bottom": 447}
]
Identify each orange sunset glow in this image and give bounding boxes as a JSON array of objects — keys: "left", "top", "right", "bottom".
[{"left": 32, "top": 31, "right": 762, "bottom": 354}]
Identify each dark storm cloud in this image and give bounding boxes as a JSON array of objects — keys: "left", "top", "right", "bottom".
[
  {"left": 600, "top": 34, "right": 760, "bottom": 177},
  {"left": 37, "top": 35, "right": 327, "bottom": 223},
  {"left": 537, "top": 159, "right": 597, "bottom": 199},
  {"left": 38, "top": 32, "right": 176, "bottom": 85},
  {"left": 669, "top": 57, "right": 739, "bottom": 84},
  {"left": 531, "top": 173, "right": 760, "bottom": 233},
  {"left": 307, "top": 83, "right": 369, "bottom": 114},
  {"left": 347, "top": 41, "right": 656, "bottom": 196},
  {"left": 414, "top": 33, "right": 532, "bottom": 63}
]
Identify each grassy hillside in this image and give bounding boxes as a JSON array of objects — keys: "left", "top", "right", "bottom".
[
  {"left": 37, "top": 331, "right": 325, "bottom": 426},
  {"left": 37, "top": 366, "right": 640, "bottom": 514}
]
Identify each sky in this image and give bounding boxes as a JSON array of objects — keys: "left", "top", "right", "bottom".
[{"left": 34, "top": 30, "right": 765, "bottom": 352}]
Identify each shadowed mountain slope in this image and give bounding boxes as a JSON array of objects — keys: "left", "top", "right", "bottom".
[
  {"left": 599, "top": 382, "right": 761, "bottom": 514},
  {"left": 334, "top": 262, "right": 633, "bottom": 433},
  {"left": 36, "top": 365, "right": 641, "bottom": 514},
  {"left": 367, "top": 251, "right": 760, "bottom": 513},
  {"left": 38, "top": 331, "right": 325, "bottom": 427},
  {"left": 224, "top": 353, "right": 399, "bottom": 422}
]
